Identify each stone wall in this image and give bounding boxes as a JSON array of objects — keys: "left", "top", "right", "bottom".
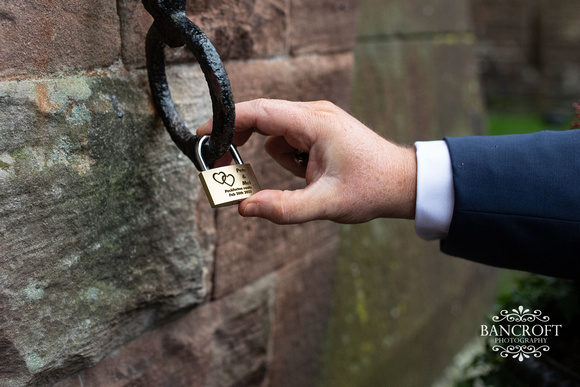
[
  {"left": 1, "top": 1, "right": 498, "bottom": 386},
  {"left": 0, "top": 1, "right": 355, "bottom": 386},
  {"left": 319, "top": 1, "right": 498, "bottom": 386},
  {"left": 472, "top": 0, "right": 580, "bottom": 112}
]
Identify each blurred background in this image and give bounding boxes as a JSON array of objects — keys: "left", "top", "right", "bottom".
[
  {"left": 324, "top": 0, "right": 580, "bottom": 385},
  {"left": 472, "top": 0, "right": 580, "bottom": 134}
]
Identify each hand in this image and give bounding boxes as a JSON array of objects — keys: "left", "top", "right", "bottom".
[{"left": 197, "top": 99, "right": 417, "bottom": 224}]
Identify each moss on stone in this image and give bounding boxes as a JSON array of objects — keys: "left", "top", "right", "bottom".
[{"left": 0, "top": 69, "right": 210, "bottom": 385}]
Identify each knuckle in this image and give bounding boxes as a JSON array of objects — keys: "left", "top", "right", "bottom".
[
  {"left": 306, "top": 100, "right": 342, "bottom": 122},
  {"left": 253, "top": 98, "right": 273, "bottom": 114},
  {"left": 309, "top": 100, "right": 336, "bottom": 111},
  {"left": 279, "top": 190, "right": 292, "bottom": 224}
]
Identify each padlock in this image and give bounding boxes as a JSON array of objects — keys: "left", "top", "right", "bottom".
[{"left": 195, "top": 135, "right": 261, "bottom": 208}]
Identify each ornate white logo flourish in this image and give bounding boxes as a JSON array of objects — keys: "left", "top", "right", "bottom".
[
  {"left": 491, "top": 306, "right": 550, "bottom": 323},
  {"left": 481, "top": 306, "right": 562, "bottom": 362},
  {"left": 491, "top": 344, "right": 551, "bottom": 362}
]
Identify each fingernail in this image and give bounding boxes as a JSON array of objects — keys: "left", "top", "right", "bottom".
[{"left": 243, "top": 203, "right": 259, "bottom": 217}]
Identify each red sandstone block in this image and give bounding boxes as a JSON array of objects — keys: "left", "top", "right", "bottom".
[
  {"left": 212, "top": 205, "right": 339, "bottom": 299},
  {"left": 0, "top": 1, "right": 120, "bottom": 78},
  {"left": 0, "top": 0, "right": 121, "bottom": 76},
  {"left": 290, "top": 0, "right": 358, "bottom": 55},
  {"left": 227, "top": 52, "right": 355, "bottom": 108},
  {"left": 210, "top": 53, "right": 353, "bottom": 299},
  {"left": 54, "top": 246, "right": 337, "bottom": 387},
  {"left": 185, "top": 0, "right": 288, "bottom": 61},
  {"left": 118, "top": 0, "right": 289, "bottom": 69},
  {"left": 54, "top": 277, "right": 275, "bottom": 387}
]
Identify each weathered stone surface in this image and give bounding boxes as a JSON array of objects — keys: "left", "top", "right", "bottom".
[
  {"left": 319, "top": 6, "right": 495, "bottom": 385},
  {"left": 0, "top": 51, "right": 354, "bottom": 384},
  {"left": 118, "top": 0, "right": 289, "bottom": 69},
  {"left": 213, "top": 205, "right": 339, "bottom": 299},
  {"left": 227, "top": 52, "right": 355, "bottom": 109},
  {"left": 321, "top": 222, "right": 497, "bottom": 387},
  {"left": 0, "top": 1, "right": 121, "bottom": 78},
  {"left": 211, "top": 53, "right": 352, "bottom": 298},
  {"left": 357, "top": 0, "right": 472, "bottom": 38},
  {"left": 0, "top": 66, "right": 216, "bottom": 386},
  {"left": 1, "top": 0, "right": 359, "bottom": 384},
  {"left": 289, "top": 0, "right": 358, "bottom": 55},
  {"left": 269, "top": 239, "right": 338, "bottom": 387},
  {"left": 0, "top": 50, "right": 355, "bottom": 384},
  {"left": 184, "top": 0, "right": 288, "bottom": 61},
  {"left": 351, "top": 38, "right": 484, "bottom": 143},
  {"left": 55, "top": 236, "right": 339, "bottom": 387},
  {"left": 54, "top": 275, "right": 274, "bottom": 387}
]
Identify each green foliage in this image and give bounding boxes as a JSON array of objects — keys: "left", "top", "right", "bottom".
[{"left": 487, "top": 114, "right": 572, "bottom": 136}]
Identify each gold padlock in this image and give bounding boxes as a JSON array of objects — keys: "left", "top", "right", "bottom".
[{"left": 195, "top": 135, "right": 261, "bottom": 208}]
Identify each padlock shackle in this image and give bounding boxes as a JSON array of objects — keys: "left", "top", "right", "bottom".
[{"left": 195, "top": 135, "right": 244, "bottom": 171}]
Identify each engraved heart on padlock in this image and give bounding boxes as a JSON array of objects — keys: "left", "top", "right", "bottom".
[
  {"left": 224, "top": 174, "right": 235, "bottom": 186},
  {"left": 212, "top": 172, "right": 225, "bottom": 184},
  {"left": 213, "top": 171, "right": 235, "bottom": 186}
]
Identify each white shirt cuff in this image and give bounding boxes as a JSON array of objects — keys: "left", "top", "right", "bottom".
[{"left": 414, "top": 140, "right": 454, "bottom": 240}]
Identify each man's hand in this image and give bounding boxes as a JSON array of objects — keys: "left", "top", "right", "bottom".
[{"left": 197, "top": 99, "right": 417, "bottom": 224}]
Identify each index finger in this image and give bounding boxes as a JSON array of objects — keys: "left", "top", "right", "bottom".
[
  {"left": 198, "top": 99, "right": 329, "bottom": 151},
  {"left": 235, "top": 99, "right": 322, "bottom": 151}
]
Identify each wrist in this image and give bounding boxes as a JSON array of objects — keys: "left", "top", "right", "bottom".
[
  {"left": 370, "top": 143, "right": 417, "bottom": 221},
  {"left": 396, "top": 146, "right": 417, "bottom": 219}
]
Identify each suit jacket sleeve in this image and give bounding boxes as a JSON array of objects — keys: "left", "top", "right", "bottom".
[{"left": 442, "top": 130, "right": 580, "bottom": 279}]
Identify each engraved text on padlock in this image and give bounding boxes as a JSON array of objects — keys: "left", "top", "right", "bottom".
[{"left": 196, "top": 136, "right": 261, "bottom": 208}]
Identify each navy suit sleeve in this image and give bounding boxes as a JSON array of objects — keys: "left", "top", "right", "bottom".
[{"left": 442, "top": 130, "right": 580, "bottom": 280}]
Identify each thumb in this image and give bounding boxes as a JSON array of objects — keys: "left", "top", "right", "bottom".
[{"left": 238, "top": 188, "right": 327, "bottom": 224}]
